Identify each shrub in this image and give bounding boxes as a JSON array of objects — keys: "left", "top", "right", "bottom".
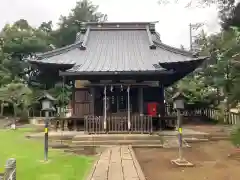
[{"left": 230, "top": 125, "right": 240, "bottom": 147}]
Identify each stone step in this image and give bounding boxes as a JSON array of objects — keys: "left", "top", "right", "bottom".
[
  {"left": 72, "top": 134, "right": 163, "bottom": 141},
  {"left": 71, "top": 140, "right": 164, "bottom": 146},
  {"left": 208, "top": 136, "right": 230, "bottom": 141},
  {"left": 72, "top": 134, "right": 208, "bottom": 141},
  {"left": 184, "top": 138, "right": 209, "bottom": 143},
  {"left": 53, "top": 137, "right": 210, "bottom": 146},
  {"left": 50, "top": 139, "right": 72, "bottom": 144},
  {"left": 26, "top": 134, "right": 74, "bottom": 140},
  {"left": 68, "top": 144, "right": 164, "bottom": 150}
]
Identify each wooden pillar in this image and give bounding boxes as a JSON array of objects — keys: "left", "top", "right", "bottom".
[
  {"left": 90, "top": 87, "right": 95, "bottom": 115},
  {"left": 74, "top": 119, "right": 77, "bottom": 131},
  {"left": 160, "top": 85, "right": 165, "bottom": 117},
  {"left": 103, "top": 86, "right": 107, "bottom": 130},
  {"left": 61, "top": 76, "right": 65, "bottom": 117},
  {"left": 159, "top": 85, "right": 165, "bottom": 130},
  {"left": 127, "top": 86, "right": 131, "bottom": 130},
  {"left": 72, "top": 87, "right": 76, "bottom": 117},
  {"left": 138, "top": 87, "right": 143, "bottom": 115}
]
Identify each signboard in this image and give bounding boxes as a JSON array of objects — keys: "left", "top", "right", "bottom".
[
  {"left": 143, "top": 81, "right": 159, "bottom": 87},
  {"left": 75, "top": 80, "right": 90, "bottom": 88}
]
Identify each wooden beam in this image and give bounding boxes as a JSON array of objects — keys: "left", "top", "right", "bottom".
[{"left": 84, "top": 82, "right": 160, "bottom": 87}]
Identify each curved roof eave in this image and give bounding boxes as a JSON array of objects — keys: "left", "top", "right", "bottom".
[
  {"left": 28, "top": 59, "right": 76, "bottom": 66},
  {"left": 35, "top": 41, "right": 82, "bottom": 59},
  {"left": 152, "top": 33, "right": 209, "bottom": 63},
  {"left": 26, "top": 42, "right": 81, "bottom": 67},
  {"left": 27, "top": 57, "right": 76, "bottom": 69},
  {"left": 153, "top": 41, "right": 193, "bottom": 57}
]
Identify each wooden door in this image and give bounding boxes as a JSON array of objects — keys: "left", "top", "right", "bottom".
[{"left": 74, "top": 89, "right": 92, "bottom": 118}]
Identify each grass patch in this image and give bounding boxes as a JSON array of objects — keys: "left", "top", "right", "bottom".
[{"left": 0, "top": 128, "right": 94, "bottom": 180}]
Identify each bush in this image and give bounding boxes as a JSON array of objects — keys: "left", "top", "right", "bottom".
[{"left": 230, "top": 126, "right": 240, "bottom": 147}]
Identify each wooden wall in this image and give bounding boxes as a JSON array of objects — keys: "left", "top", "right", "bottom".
[{"left": 72, "top": 85, "right": 165, "bottom": 118}]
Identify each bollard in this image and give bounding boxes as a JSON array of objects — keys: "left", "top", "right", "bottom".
[{"left": 44, "top": 113, "right": 49, "bottom": 162}]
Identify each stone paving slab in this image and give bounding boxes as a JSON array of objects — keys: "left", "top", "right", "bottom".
[{"left": 87, "top": 146, "right": 145, "bottom": 180}]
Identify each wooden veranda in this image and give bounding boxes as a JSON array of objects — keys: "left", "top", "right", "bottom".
[{"left": 47, "top": 107, "right": 240, "bottom": 134}]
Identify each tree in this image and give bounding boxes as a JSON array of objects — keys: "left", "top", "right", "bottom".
[
  {"left": 0, "top": 21, "right": 51, "bottom": 57},
  {"left": 0, "top": 82, "right": 32, "bottom": 122},
  {"left": 0, "top": 0, "right": 108, "bottom": 119},
  {"left": 39, "top": 21, "right": 53, "bottom": 33},
  {"left": 47, "top": 83, "right": 72, "bottom": 117},
  {"left": 52, "top": 0, "right": 107, "bottom": 47},
  {"left": 222, "top": 2, "right": 240, "bottom": 29},
  {"left": 0, "top": 20, "right": 54, "bottom": 82}
]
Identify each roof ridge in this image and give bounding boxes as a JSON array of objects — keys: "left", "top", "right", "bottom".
[{"left": 85, "top": 21, "right": 156, "bottom": 25}]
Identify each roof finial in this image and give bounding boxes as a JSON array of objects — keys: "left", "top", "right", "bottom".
[
  {"left": 79, "top": 26, "right": 90, "bottom": 50},
  {"left": 146, "top": 25, "right": 156, "bottom": 50}
]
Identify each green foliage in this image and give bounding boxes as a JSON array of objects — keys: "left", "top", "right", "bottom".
[
  {"left": 1, "top": 23, "right": 51, "bottom": 55},
  {"left": 53, "top": 0, "right": 107, "bottom": 47},
  {"left": 0, "top": 82, "right": 32, "bottom": 117},
  {"left": 0, "top": 129, "right": 93, "bottom": 180},
  {"left": 167, "top": 24, "right": 240, "bottom": 109},
  {"left": 230, "top": 125, "right": 240, "bottom": 147},
  {"left": 0, "top": 0, "right": 106, "bottom": 117},
  {"left": 47, "top": 83, "right": 72, "bottom": 107}
]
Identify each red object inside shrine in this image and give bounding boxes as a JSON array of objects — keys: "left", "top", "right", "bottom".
[{"left": 147, "top": 102, "right": 158, "bottom": 116}]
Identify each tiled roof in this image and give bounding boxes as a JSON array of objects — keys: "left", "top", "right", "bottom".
[{"left": 29, "top": 22, "right": 206, "bottom": 74}]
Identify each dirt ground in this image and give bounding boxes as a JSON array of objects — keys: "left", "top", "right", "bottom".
[
  {"left": 134, "top": 141, "right": 240, "bottom": 180},
  {"left": 184, "top": 124, "right": 232, "bottom": 136}
]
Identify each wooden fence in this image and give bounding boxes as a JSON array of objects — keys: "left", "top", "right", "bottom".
[
  {"left": 84, "top": 115, "right": 153, "bottom": 134},
  {"left": 48, "top": 107, "right": 240, "bottom": 133},
  {"left": 166, "top": 106, "right": 240, "bottom": 125}
]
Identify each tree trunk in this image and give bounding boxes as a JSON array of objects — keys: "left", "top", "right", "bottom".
[
  {"left": 0, "top": 102, "right": 4, "bottom": 117},
  {"left": 217, "top": 87, "right": 220, "bottom": 105},
  {"left": 13, "top": 103, "right": 17, "bottom": 125}
]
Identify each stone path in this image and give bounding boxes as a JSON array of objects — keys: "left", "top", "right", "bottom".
[{"left": 87, "top": 146, "right": 145, "bottom": 180}]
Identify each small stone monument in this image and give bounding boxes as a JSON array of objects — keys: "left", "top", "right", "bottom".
[
  {"left": 10, "top": 123, "right": 16, "bottom": 130},
  {"left": 4, "top": 158, "right": 16, "bottom": 180}
]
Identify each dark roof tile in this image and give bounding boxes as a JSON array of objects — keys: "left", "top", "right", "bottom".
[{"left": 29, "top": 22, "right": 207, "bottom": 73}]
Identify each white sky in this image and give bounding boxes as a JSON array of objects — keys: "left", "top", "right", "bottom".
[{"left": 0, "top": 0, "right": 220, "bottom": 48}]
